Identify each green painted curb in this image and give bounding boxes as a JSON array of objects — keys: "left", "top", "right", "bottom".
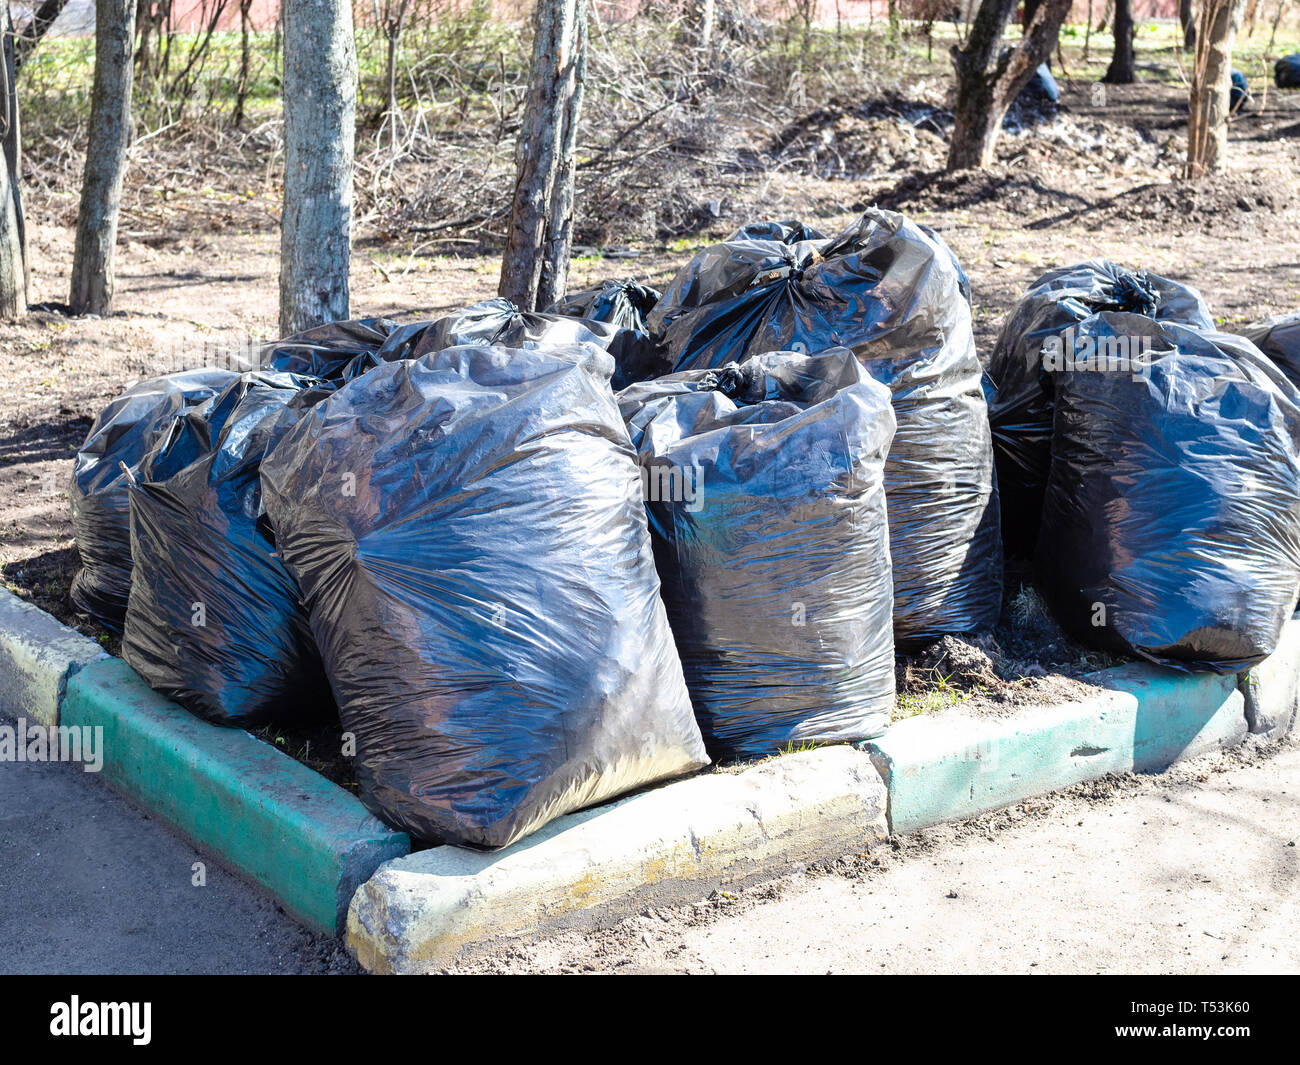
[
  {"left": 864, "top": 662, "right": 1250, "bottom": 835},
  {"left": 61, "top": 657, "right": 409, "bottom": 935}
]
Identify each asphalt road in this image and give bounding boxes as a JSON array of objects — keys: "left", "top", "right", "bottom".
[{"left": 0, "top": 750, "right": 356, "bottom": 974}]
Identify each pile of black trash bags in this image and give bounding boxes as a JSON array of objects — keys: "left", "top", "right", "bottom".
[
  {"left": 68, "top": 211, "right": 1300, "bottom": 849},
  {"left": 987, "top": 260, "right": 1300, "bottom": 673}
]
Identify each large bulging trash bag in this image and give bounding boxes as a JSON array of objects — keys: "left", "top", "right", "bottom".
[
  {"left": 549, "top": 279, "right": 667, "bottom": 388},
  {"left": 70, "top": 368, "right": 239, "bottom": 630},
  {"left": 1275, "top": 54, "right": 1300, "bottom": 88},
  {"left": 1036, "top": 313, "right": 1300, "bottom": 672},
  {"left": 1239, "top": 310, "right": 1300, "bottom": 388},
  {"left": 122, "top": 372, "right": 333, "bottom": 726},
  {"left": 261, "top": 317, "right": 401, "bottom": 382},
  {"left": 647, "top": 207, "right": 1001, "bottom": 648},
  {"left": 986, "top": 260, "right": 1213, "bottom": 558},
  {"left": 618, "top": 349, "right": 897, "bottom": 760},
  {"left": 260, "top": 344, "right": 710, "bottom": 848}
]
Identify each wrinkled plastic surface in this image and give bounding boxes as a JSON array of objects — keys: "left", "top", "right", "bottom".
[
  {"left": 618, "top": 349, "right": 896, "bottom": 760},
  {"left": 123, "top": 372, "right": 333, "bottom": 727},
  {"left": 261, "top": 344, "right": 709, "bottom": 848},
  {"left": 262, "top": 317, "right": 401, "bottom": 382},
  {"left": 1037, "top": 313, "right": 1300, "bottom": 672},
  {"left": 1240, "top": 310, "right": 1300, "bottom": 388},
  {"left": 1276, "top": 54, "right": 1300, "bottom": 88},
  {"left": 69, "top": 369, "right": 240, "bottom": 630},
  {"left": 549, "top": 279, "right": 667, "bottom": 388},
  {"left": 986, "top": 260, "right": 1213, "bottom": 558},
  {"left": 648, "top": 208, "right": 1001, "bottom": 647}
]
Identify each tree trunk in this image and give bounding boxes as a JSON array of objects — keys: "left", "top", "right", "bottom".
[
  {"left": 233, "top": 0, "right": 253, "bottom": 128},
  {"left": 1103, "top": 0, "right": 1135, "bottom": 82},
  {"left": 279, "top": 0, "right": 357, "bottom": 335},
  {"left": 947, "top": 0, "right": 1072, "bottom": 171},
  {"left": 384, "top": 0, "right": 409, "bottom": 155},
  {"left": 1181, "top": 0, "right": 1197, "bottom": 49},
  {"left": 1187, "top": 0, "right": 1244, "bottom": 178},
  {"left": 70, "top": 0, "right": 137, "bottom": 317},
  {"left": 687, "top": 0, "right": 716, "bottom": 62},
  {"left": 0, "top": 8, "right": 27, "bottom": 319},
  {"left": 14, "top": 0, "right": 71, "bottom": 71},
  {"left": 499, "top": 0, "right": 588, "bottom": 312}
]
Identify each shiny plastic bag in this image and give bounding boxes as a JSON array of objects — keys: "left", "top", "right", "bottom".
[
  {"left": 262, "top": 317, "right": 401, "bottom": 382},
  {"left": 618, "top": 349, "right": 896, "bottom": 759},
  {"left": 122, "top": 372, "right": 333, "bottom": 726},
  {"left": 70, "top": 368, "right": 239, "bottom": 630},
  {"left": 1036, "top": 313, "right": 1300, "bottom": 672},
  {"left": 986, "top": 259, "right": 1213, "bottom": 558},
  {"left": 1239, "top": 310, "right": 1300, "bottom": 388},
  {"left": 261, "top": 344, "right": 709, "bottom": 848},
  {"left": 549, "top": 279, "right": 667, "bottom": 388},
  {"left": 647, "top": 207, "right": 1001, "bottom": 648},
  {"left": 1275, "top": 54, "right": 1300, "bottom": 88}
]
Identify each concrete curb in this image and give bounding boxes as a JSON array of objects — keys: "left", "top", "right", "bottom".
[
  {"left": 1239, "top": 619, "right": 1300, "bottom": 740},
  {"left": 346, "top": 746, "right": 888, "bottom": 974},
  {"left": 0, "top": 588, "right": 107, "bottom": 727},
  {"left": 61, "top": 657, "right": 409, "bottom": 935},
  {"left": 863, "top": 663, "right": 1251, "bottom": 836}
]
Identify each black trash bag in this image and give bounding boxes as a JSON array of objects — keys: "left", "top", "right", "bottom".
[
  {"left": 69, "top": 368, "right": 240, "bottom": 631},
  {"left": 1239, "top": 310, "right": 1300, "bottom": 388},
  {"left": 1036, "top": 313, "right": 1300, "bottom": 673},
  {"left": 1018, "top": 63, "right": 1060, "bottom": 105},
  {"left": 1275, "top": 54, "right": 1300, "bottom": 89},
  {"left": 261, "top": 317, "right": 401, "bottom": 382},
  {"left": 1230, "top": 70, "right": 1251, "bottom": 112},
  {"left": 260, "top": 344, "right": 710, "bottom": 848},
  {"left": 122, "top": 372, "right": 334, "bottom": 727},
  {"left": 986, "top": 259, "right": 1213, "bottom": 558},
  {"left": 548, "top": 279, "right": 667, "bottom": 389},
  {"left": 407, "top": 297, "right": 623, "bottom": 354},
  {"left": 647, "top": 207, "right": 1001, "bottom": 648},
  {"left": 618, "top": 349, "right": 897, "bottom": 760}
]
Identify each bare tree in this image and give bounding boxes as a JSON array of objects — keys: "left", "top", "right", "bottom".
[
  {"left": 1181, "top": 0, "right": 1197, "bottom": 48},
  {"left": 1104, "top": 0, "right": 1136, "bottom": 82},
  {"left": 279, "top": 0, "right": 357, "bottom": 335},
  {"left": 382, "top": 0, "right": 412, "bottom": 154},
  {"left": 499, "top": 0, "right": 588, "bottom": 312},
  {"left": 686, "top": 0, "right": 717, "bottom": 65},
  {"left": 70, "top": 0, "right": 137, "bottom": 317},
  {"left": 947, "top": 0, "right": 1072, "bottom": 171},
  {"left": 1187, "top": 0, "right": 1246, "bottom": 177},
  {"left": 0, "top": 8, "right": 27, "bottom": 318},
  {"left": 13, "top": 0, "right": 72, "bottom": 71}
]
